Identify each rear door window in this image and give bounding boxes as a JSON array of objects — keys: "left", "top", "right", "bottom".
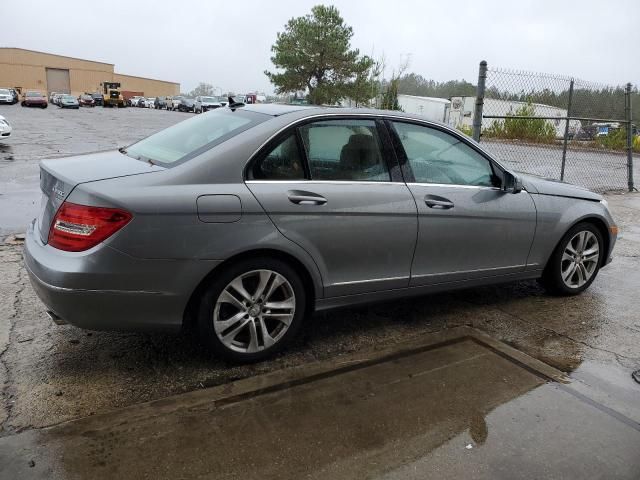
[
  {"left": 249, "top": 132, "right": 306, "bottom": 180},
  {"left": 298, "top": 119, "right": 390, "bottom": 181}
]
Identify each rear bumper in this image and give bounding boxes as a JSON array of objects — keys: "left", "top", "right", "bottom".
[{"left": 24, "top": 221, "right": 220, "bottom": 332}]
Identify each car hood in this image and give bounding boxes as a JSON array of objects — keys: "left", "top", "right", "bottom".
[{"left": 518, "top": 172, "right": 602, "bottom": 201}]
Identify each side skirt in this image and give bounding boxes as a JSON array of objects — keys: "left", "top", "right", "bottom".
[{"left": 314, "top": 270, "right": 544, "bottom": 312}]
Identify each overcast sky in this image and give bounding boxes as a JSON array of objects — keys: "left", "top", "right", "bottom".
[{"left": 2, "top": 0, "right": 638, "bottom": 94}]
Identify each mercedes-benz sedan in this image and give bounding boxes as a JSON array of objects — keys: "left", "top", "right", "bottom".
[{"left": 24, "top": 104, "right": 618, "bottom": 362}]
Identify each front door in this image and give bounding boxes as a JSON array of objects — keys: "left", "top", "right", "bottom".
[
  {"left": 246, "top": 118, "right": 418, "bottom": 297},
  {"left": 388, "top": 120, "right": 537, "bottom": 286}
]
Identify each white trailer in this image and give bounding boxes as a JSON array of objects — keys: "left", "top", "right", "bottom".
[
  {"left": 397, "top": 95, "right": 451, "bottom": 123},
  {"left": 448, "top": 96, "right": 581, "bottom": 139}
]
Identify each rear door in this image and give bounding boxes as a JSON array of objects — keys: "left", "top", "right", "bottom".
[
  {"left": 388, "top": 120, "right": 537, "bottom": 286},
  {"left": 246, "top": 117, "right": 418, "bottom": 297}
]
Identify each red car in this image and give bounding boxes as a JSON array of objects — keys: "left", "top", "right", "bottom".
[
  {"left": 78, "top": 94, "right": 95, "bottom": 107},
  {"left": 21, "top": 91, "right": 48, "bottom": 108}
]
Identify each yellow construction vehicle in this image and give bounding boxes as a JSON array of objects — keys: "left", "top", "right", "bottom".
[{"left": 102, "top": 82, "right": 126, "bottom": 108}]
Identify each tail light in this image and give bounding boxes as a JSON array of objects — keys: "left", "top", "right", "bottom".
[{"left": 48, "top": 202, "right": 132, "bottom": 252}]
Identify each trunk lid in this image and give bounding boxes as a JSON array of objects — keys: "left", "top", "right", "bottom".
[{"left": 37, "top": 150, "right": 164, "bottom": 243}]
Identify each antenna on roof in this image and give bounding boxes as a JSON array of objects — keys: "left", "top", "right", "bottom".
[{"left": 228, "top": 96, "right": 245, "bottom": 110}]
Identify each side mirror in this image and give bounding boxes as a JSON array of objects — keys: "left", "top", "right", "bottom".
[{"left": 502, "top": 171, "right": 523, "bottom": 194}]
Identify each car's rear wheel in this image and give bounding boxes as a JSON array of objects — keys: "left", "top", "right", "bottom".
[
  {"left": 197, "top": 258, "right": 306, "bottom": 362},
  {"left": 540, "top": 222, "right": 603, "bottom": 296}
]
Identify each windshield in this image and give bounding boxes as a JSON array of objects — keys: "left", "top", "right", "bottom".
[
  {"left": 0, "top": 89, "right": 9, "bottom": 95},
  {"left": 201, "top": 97, "right": 216, "bottom": 102},
  {"left": 62, "top": 95, "right": 75, "bottom": 100},
  {"left": 124, "top": 109, "right": 267, "bottom": 166},
  {"left": 26, "top": 92, "right": 42, "bottom": 97}
]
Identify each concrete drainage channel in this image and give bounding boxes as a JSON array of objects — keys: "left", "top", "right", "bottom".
[{"left": 0, "top": 326, "right": 638, "bottom": 480}]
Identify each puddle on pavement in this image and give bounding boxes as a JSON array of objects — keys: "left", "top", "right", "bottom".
[
  {"left": 0, "top": 143, "right": 14, "bottom": 162},
  {"left": 1, "top": 337, "right": 638, "bottom": 479}
]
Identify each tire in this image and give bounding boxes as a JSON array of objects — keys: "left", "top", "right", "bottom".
[
  {"left": 21, "top": 102, "right": 26, "bottom": 107},
  {"left": 540, "top": 222, "right": 604, "bottom": 296},
  {"left": 196, "top": 257, "right": 307, "bottom": 362}
]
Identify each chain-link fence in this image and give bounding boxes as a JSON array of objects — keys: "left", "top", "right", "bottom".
[{"left": 468, "top": 61, "right": 636, "bottom": 192}]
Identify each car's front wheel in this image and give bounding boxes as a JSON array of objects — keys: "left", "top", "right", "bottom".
[
  {"left": 540, "top": 222, "right": 603, "bottom": 296},
  {"left": 197, "top": 258, "right": 306, "bottom": 362}
]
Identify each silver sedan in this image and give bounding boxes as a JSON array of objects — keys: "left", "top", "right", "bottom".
[{"left": 24, "top": 104, "right": 618, "bottom": 361}]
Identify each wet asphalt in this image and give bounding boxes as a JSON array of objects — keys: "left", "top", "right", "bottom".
[{"left": 0, "top": 103, "right": 639, "bottom": 477}]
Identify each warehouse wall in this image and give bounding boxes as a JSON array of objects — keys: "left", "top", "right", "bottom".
[
  {"left": 0, "top": 48, "right": 179, "bottom": 98},
  {"left": 114, "top": 73, "right": 179, "bottom": 97},
  {"left": 0, "top": 48, "right": 113, "bottom": 74}
]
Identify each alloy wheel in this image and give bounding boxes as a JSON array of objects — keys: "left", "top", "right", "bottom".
[
  {"left": 213, "top": 270, "right": 296, "bottom": 353},
  {"left": 561, "top": 231, "right": 600, "bottom": 288}
]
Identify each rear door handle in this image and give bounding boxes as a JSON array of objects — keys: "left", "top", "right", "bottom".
[
  {"left": 425, "top": 198, "right": 454, "bottom": 209},
  {"left": 287, "top": 190, "right": 327, "bottom": 205}
]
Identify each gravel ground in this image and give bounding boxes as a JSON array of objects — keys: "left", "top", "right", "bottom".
[{"left": 0, "top": 104, "right": 638, "bottom": 437}]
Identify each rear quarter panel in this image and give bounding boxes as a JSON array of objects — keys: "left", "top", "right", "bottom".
[{"left": 68, "top": 173, "right": 324, "bottom": 300}]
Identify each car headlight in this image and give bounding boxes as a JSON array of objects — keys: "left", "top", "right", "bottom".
[
  {"left": 0, "top": 119, "right": 8, "bottom": 126},
  {"left": 600, "top": 198, "right": 609, "bottom": 208}
]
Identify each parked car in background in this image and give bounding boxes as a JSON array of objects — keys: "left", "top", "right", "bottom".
[
  {"left": 88, "top": 92, "right": 103, "bottom": 106},
  {"left": 78, "top": 94, "right": 95, "bottom": 107},
  {"left": 21, "top": 91, "right": 48, "bottom": 108},
  {"left": 23, "top": 105, "right": 618, "bottom": 362},
  {"left": 0, "top": 114, "right": 11, "bottom": 139},
  {"left": 177, "top": 97, "right": 195, "bottom": 112},
  {"left": 49, "top": 92, "right": 59, "bottom": 104},
  {"left": 154, "top": 96, "right": 166, "bottom": 109},
  {"left": 166, "top": 95, "right": 184, "bottom": 111},
  {"left": 58, "top": 94, "right": 79, "bottom": 109},
  {"left": 9, "top": 89, "right": 19, "bottom": 104},
  {"left": 143, "top": 97, "right": 155, "bottom": 108},
  {"left": 128, "top": 96, "right": 144, "bottom": 107},
  {"left": 194, "top": 96, "right": 222, "bottom": 113},
  {"left": 0, "top": 89, "right": 14, "bottom": 105},
  {"left": 52, "top": 93, "right": 64, "bottom": 106}
]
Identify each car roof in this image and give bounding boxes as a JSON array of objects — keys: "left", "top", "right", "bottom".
[
  {"left": 239, "top": 103, "right": 450, "bottom": 126},
  {"left": 240, "top": 103, "right": 318, "bottom": 116}
]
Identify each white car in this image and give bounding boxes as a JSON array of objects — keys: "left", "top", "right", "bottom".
[
  {"left": 194, "top": 96, "right": 222, "bottom": 113},
  {"left": 0, "top": 89, "right": 14, "bottom": 104},
  {"left": 0, "top": 114, "right": 12, "bottom": 139},
  {"left": 129, "top": 96, "right": 144, "bottom": 107},
  {"left": 144, "top": 97, "right": 155, "bottom": 108}
]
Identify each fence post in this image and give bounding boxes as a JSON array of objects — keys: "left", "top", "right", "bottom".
[
  {"left": 625, "top": 83, "right": 634, "bottom": 192},
  {"left": 472, "top": 60, "right": 487, "bottom": 142},
  {"left": 560, "top": 79, "right": 575, "bottom": 181}
]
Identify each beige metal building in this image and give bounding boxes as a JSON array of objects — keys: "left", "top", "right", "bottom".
[{"left": 0, "top": 48, "right": 180, "bottom": 97}]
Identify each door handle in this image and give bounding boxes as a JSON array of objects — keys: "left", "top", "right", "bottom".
[
  {"left": 287, "top": 190, "right": 327, "bottom": 205},
  {"left": 425, "top": 198, "right": 454, "bottom": 209}
]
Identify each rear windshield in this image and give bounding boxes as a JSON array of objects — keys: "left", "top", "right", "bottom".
[{"left": 124, "top": 109, "right": 268, "bottom": 166}]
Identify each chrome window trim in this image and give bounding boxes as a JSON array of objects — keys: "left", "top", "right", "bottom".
[
  {"left": 407, "top": 182, "right": 503, "bottom": 191},
  {"left": 243, "top": 111, "right": 509, "bottom": 180},
  {"left": 245, "top": 180, "right": 406, "bottom": 186}
]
